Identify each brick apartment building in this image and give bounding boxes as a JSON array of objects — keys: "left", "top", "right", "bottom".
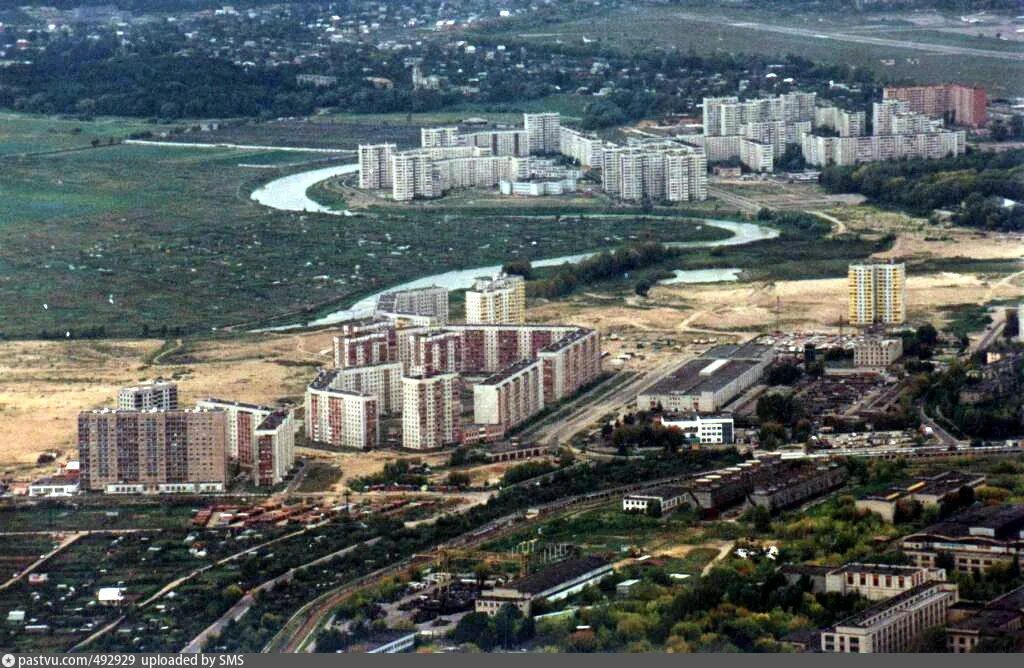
[
  {"left": 465, "top": 273, "right": 526, "bottom": 325},
  {"left": 883, "top": 84, "right": 987, "bottom": 128},
  {"left": 305, "top": 370, "right": 379, "bottom": 450},
  {"left": 473, "top": 359, "right": 545, "bottom": 431},
  {"left": 402, "top": 372, "right": 462, "bottom": 449},
  {"left": 194, "top": 398, "right": 274, "bottom": 466},
  {"left": 538, "top": 328, "right": 601, "bottom": 403},
  {"left": 254, "top": 409, "right": 295, "bottom": 487},
  {"left": 77, "top": 409, "right": 228, "bottom": 493}
]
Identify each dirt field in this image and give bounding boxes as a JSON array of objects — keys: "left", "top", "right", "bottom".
[{"left": 0, "top": 332, "right": 336, "bottom": 473}]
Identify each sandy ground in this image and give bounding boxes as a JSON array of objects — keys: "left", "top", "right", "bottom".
[{"left": 0, "top": 332, "right": 337, "bottom": 473}]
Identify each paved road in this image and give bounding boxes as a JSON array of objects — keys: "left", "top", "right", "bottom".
[
  {"left": 0, "top": 532, "right": 82, "bottom": 592},
  {"left": 675, "top": 12, "right": 1024, "bottom": 61}
]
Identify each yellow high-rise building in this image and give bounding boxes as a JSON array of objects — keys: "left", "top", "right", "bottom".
[
  {"left": 848, "top": 262, "right": 906, "bottom": 326},
  {"left": 465, "top": 273, "right": 526, "bottom": 324}
]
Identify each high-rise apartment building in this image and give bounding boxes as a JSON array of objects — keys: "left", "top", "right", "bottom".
[
  {"left": 254, "top": 409, "right": 295, "bottom": 487},
  {"left": 601, "top": 145, "right": 707, "bottom": 202},
  {"left": 375, "top": 286, "right": 450, "bottom": 324},
  {"left": 848, "top": 262, "right": 907, "bottom": 326},
  {"left": 332, "top": 362, "right": 403, "bottom": 415},
  {"left": 815, "top": 107, "right": 866, "bottom": 137},
  {"left": 883, "top": 84, "right": 987, "bottom": 128},
  {"left": 559, "top": 127, "right": 605, "bottom": 167},
  {"left": 358, "top": 143, "right": 395, "bottom": 189},
  {"left": 117, "top": 380, "right": 178, "bottom": 411},
  {"left": 194, "top": 398, "right": 274, "bottom": 465},
  {"left": 538, "top": 328, "right": 602, "bottom": 403},
  {"left": 78, "top": 409, "right": 228, "bottom": 493},
  {"left": 420, "top": 126, "right": 459, "bottom": 148},
  {"left": 304, "top": 370, "right": 379, "bottom": 450},
  {"left": 409, "top": 329, "right": 463, "bottom": 376},
  {"left": 473, "top": 359, "right": 544, "bottom": 430},
  {"left": 391, "top": 150, "right": 439, "bottom": 201},
  {"left": 402, "top": 372, "right": 462, "bottom": 449},
  {"left": 462, "top": 129, "right": 529, "bottom": 157},
  {"left": 333, "top": 329, "right": 395, "bottom": 368},
  {"left": 465, "top": 273, "right": 527, "bottom": 324},
  {"left": 524, "top": 112, "right": 561, "bottom": 154}
]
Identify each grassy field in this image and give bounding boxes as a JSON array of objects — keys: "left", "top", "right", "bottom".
[
  {"left": 0, "top": 134, "right": 736, "bottom": 338},
  {"left": 0, "top": 114, "right": 167, "bottom": 157},
  {"left": 498, "top": 6, "right": 1024, "bottom": 97}
]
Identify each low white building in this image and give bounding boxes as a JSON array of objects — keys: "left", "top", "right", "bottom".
[
  {"left": 622, "top": 485, "right": 689, "bottom": 514},
  {"left": 659, "top": 414, "right": 735, "bottom": 445}
]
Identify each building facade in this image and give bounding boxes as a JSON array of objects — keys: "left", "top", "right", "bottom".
[
  {"left": 117, "top": 381, "right": 178, "bottom": 411},
  {"left": 305, "top": 371, "right": 379, "bottom": 450},
  {"left": 402, "top": 372, "right": 462, "bottom": 449},
  {"left": 78, "top": 409, "right": 228, "bottom": 493},
  {"left": 524, "top": 112, "right": 561, "bottom": 154},
  {"left": 254, "top": 409, "right": 295, "bottom": 487},
  {"left": 194, "top": 398, "right": 273, "bottom": 465},
  {"left": 473, "top": 359, "right": 544, "bottom": 431},
  {"left": 538, "top": 328, "right": 602, "bottom": 403},
  {"left": 358, "top": 143, "right": 395, "bottom": 190},
  {"left": 465, "top": 273, "right": 527, "bottom": 325},
  {"left": 883, "top": 84, "right": 987, "bottom": 128},
  {"left": 848, "top": 262, "right": 907, "bottom": 326}
]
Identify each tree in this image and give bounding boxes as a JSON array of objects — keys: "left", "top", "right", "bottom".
[
  {"left": 501, "top": 260, "right": 533, "bottom": 280},
  {"left": 635, "top": 280, "right": 652, "bottom": 297},
  {"left": 646, "top": 499, "right": 663, "bottom": 518},
  {"left": 446, "top": 471, "right": 471, "bottom": 489}
]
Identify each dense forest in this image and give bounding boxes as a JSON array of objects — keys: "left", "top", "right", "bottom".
[{"left": 819, "top": 149, "right": 1024, "bottom": 231}]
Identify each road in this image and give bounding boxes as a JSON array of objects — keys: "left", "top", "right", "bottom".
[
  {"left": 182, "top": 538, "right": 381, "bottom": 653},
  {"left": 675, "top": 12, "right": 1024, "bottom": 61},
  {"left": 707, "top": 185, "right": 764, "bottom": 215},
  {"left": 0, "top": 532, "right": 83, "bottom": 593}
]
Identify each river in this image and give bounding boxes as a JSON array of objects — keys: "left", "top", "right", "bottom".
[{"left": 247, "top": 164, "right": 779, "bottom": 331}]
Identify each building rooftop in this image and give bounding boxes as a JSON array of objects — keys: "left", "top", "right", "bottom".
[
  {"left": 308, "top": 369, "right": 341, "bottom": 391},
  {"left": 906, "top": 504, "right": 1024, "bottom": 542},
  {"left": 256, "top": 410, "right": 290, "bottom": 432},
  {"left": 626, "top": 485, "right": 688, "bottom": 501},
  {"left": 479, "top": 358, "right": 541, "bottom": 386},
  {"left": 30, "top": 472, "right": 80, "bottom": 487},
  {"left": 539, "top": 328, "right": 595, "bottom": 353},
  {"left": 702, "top": 341, "right": 773, "bottom": 362},
  {"left": 833, "top": 581, "right": 951, "bottom": 629},
  {"left": 642, "top": 358, "right": 761, "bottom": 397},
  {"left": 199, "top": 397, "right": 275, "bottom": 412},
  {"left": 510, "top": 556, "right": 611, "bottom": 596}
]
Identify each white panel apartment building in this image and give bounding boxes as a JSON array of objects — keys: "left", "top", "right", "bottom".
[
  {"left": 333, "top": 362, "right": 404, "bottom": 415},
  {"left": 421, "top": 126, "right": 459, "bottom": 148},
  {"left": 473, "top": 359, "right": 544, "bottom": 431},
  {"left": 358, "top": 143, "right": 395, "bottom": 189},
  {"left": 601, "top": 145, "right": 707, "bottom": 202},
  {"left": 524, "top": 112, "right": 561, "bottom": 154},
  {"left": 559, "top": 127, "right": 604, "bottom": 167},
  {"left": 402, "top": 372, "right": 462, "bottom": 449},
  {"left": 462, "top": 129, "right": 530, "bottom": 157},
  {"left": 305, "top": 370, "right": 379, "bottom": 450},
  {"left": 465, "top": 273, "right": 527, "bottom": 324},
  {"left": 118, "top": 381, "right": 178, "bottom": 411},
  {"left": 392, "top": 150, "right": 439, "bottom": 200}
]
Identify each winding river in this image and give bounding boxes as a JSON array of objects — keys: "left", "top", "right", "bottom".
[{"left": 248, "top": 164, "right": 779, "bottom": 331}]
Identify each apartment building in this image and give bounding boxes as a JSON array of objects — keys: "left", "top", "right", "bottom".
[
  {"left": 432, "top": 154, "right": 516, "bottom": 192},
  {"left": 883, "top": 84, "right": 987, "bottom": 128},
  {"left": 465, "top": 273, "right": 526, "bottom": 324},
  {"left": 702, "top": 92, "right": 816, "bottom": 136},
  {"left": 853, "top": 337, "right": 904, "bottom": 369},
  {"left": 900, "top": 504, "right": 1024, "bottom": 575},
  {"left": 333, "top": 328, "right": 395, "bottom": 368},
  {"left": 194, "top": 398, "right": 274, "bottom": 465},
  {"left": 462, "top": 129, "right": 529, "bottom": 156},
  {"left": 448, "top": 323, "right": 578, "bottom": 373},
  {"left": 420, "top": 126, "right": 459, "bottom": 148},
  {"left": 473, "top": 359, "right": 544, "bottom": 431},
  {"left": 658, "top": 414, "right": 735, "bottom": 445},
  {"left": 815, "top": 106, "right": 866, "bottom": 137},
  {"left": 739, "top": 139, "right": 773, "bottom": 172},
  {"left": 408, "top": 329, "right": 463, "bottom": 376},
  {"left": 375, "top": 285, "right": 449, "bottom": 324},
  {"left": 802, "top": 129, "right": 965, "bottom": 167},
  {"left": 117, "top": 380, "right": 178, "bottom": 411},
  {"left": 537, "top": 328, "right": 601, "bottom": 403},
  {"left": 254, "top": 409, "right": 295, "bottom": 487},
  {"left": 524, "top": 112, "right": 561, "bottom": 154},
  {"left": 600, "top": 145, "right": 707, "bottom": 202},
  {"left": 358, "top": 143, "right": 395, "bottom": 190},
  {"left": 391, "top": 150, "right": 440, "bottom": 201},
  {"left": 559, "top": 126, "right": 604, "bottom": 167},
  {"left": 848, "top": 262, "right": 907, "bottom": 326},
  {"left": 78, "top": 409, "right": 228, "bottom": 493},
  {"left": 402, "top": 372, "right": 462, "bottom": 449},
  {"left": 304, "top": 370, "right": 379, "bottom": 450},
  {"left": 333, "top": 362, "right": 403, "bottom": 414},
  {"left": 820, "top": 581, "right": 959, "bottom": 653}
]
